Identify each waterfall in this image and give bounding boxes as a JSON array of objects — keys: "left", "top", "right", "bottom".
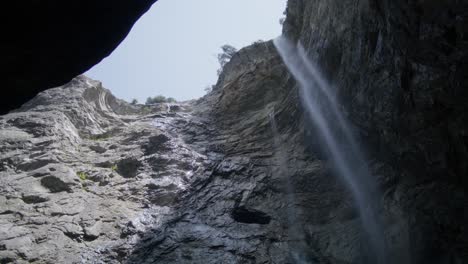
[
  {"left": 273, "top": 36, "right": 386, "bottom": 263},
  {"left": 269, "top": 112, "right": 315, "bottom": 264}
]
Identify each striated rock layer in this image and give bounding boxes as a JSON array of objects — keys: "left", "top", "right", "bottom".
[{"left": 0, "top": 76, "right": 215, "bottom": 263}]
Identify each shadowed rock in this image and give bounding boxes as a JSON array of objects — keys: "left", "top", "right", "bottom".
[
  {"left": 40, "top": 176, "right": 74, "bottom": 193},
  {"left": 1, "top": 1, "right": 158, "bottom": 114},
  {"left": 116, "top": 158, "right": 142, "bottom": 178},
  {"left": 231, "top": 207, "right": 272, "bottom": 225}
]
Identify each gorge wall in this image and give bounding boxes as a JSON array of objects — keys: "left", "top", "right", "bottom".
[
  {"left": 1, "top": 0, "right": 467, "bottom": 263},
  {"left": 282, "top": 0, "right": 468, "bottom": 262}
]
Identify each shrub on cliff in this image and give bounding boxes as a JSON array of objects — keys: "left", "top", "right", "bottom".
[
  {"left": 216, "top": 44, "right": 237, "bottom": 76},
  {"left": 145, "top": 95, "right": 177, "bottom": 105},
  {"left": 217, "top": 44, "right": 237, "bottom": 68}
]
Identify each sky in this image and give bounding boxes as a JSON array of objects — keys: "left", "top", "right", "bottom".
[{"left": 85, "top": 0, "right": 287, "bottom": 103}]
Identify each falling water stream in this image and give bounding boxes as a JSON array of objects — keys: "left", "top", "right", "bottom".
[
  {"left": 273, "top": 36, "right": 386, "bottom": 264},
  {"left": 269, "top": 112, "right": 313, "bottom": 264}
]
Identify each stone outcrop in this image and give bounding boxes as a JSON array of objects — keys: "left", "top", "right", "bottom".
[
  {"left": 0, "top": 76, "right": 210, "bottom": 262},
  {"left": 1, "top": 1, "right": 157, "bottom": 114}
]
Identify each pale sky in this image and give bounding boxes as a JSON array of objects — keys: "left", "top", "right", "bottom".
[{"left": 85, "top": 0, "right": 287, "bottom": 103}]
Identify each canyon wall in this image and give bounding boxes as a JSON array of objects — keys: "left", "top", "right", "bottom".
[
  {"left": 0, "top": 0, "right": 467, "bottom": 263},
  {"left": 282, "top": 0, "right": 468, "bottom": 262}
]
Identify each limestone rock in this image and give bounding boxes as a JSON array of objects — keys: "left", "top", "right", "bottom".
[{"left": 0, "top": 76, "right": 207, "bottom": 263}]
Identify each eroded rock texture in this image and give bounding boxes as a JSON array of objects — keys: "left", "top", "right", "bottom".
[
  {"left": 0, "top": 76, "right": 218, "bottom": 263},
  {"left": 1, "top": 0, "right": 467, "bottom": 263},
  {"left": 282, "top": 0, "right": 468, "bottom": 263},
  {"left": 1, "top": 1, "right": 157, "bottom": 114}
]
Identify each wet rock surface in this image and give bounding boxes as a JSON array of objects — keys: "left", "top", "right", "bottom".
[
  {"left": 282, "top": 0, "right": 468, "bottom": 263},
  {"left": 0, "top": 64, "right": 352, "bottom": 263},
  {"left": 1, "top": 39, "right": 466, "bottom": 264},
  {"left": 0, "top": 76, "right": 211, "bottom": 263},
  {"left": 126, "top": 42, "right": 366, "bottom": 264}
]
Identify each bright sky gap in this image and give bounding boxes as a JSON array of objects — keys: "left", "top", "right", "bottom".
[{"left": 86, "top": 0, "right": 287, "bottom": 103}]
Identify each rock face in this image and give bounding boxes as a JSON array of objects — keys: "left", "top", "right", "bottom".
[
  {"left": 0, "top": 76, "right": 211, "bottom": 263},
  {"left": 282, "top": 0, "right": 468, "bottom": 263},
  {"left": 1, "top": 1, "right": 157, "bottom": 114},
  {"left": 1, "top": 0, "right": 467, "bottom": 263}
]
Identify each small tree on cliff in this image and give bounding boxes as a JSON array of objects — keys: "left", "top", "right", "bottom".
[
  {"left": 145, "top": 95, "right": 177, "bottom": 105},
  {"left": 217, "top": 44, "right": 237, "bottom": 68},
  {"left": 166, "top": 97, "right": 176, "bottom": 103},
  {"left": 216, "top": 44, "right": 237, "bottom": 76},
  {"left": 204, "top": 85, "right": 213, "bottom": 93},
  {"left": 130, "top": 99, "right": 138, "bottom": 105},
  {"left": 279, "top": 10, "right": 287, "bottom": 25}
]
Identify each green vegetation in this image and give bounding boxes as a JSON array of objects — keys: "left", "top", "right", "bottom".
[
  {"left": 279, "top": 17, "right": 285, "bottom": 25},
  {"left": 216, "top": 44, "right": 237, "bottom": 76},
  {"left": 204, "top": 85, "right": 216, "bottom": 94},
  {"left": 131, "top": 98, "right": 138, "bottom": 105},
  {"left": 279, "top": 10, "right": 286, "bottom": 25},
  {"left": 88, "top": 132, "right": 111, "bottom": 141},
  {"left": 252, "top": 39, "right": 264, "bottom": 45},
  {"left": 145, "top": 95, "right": 177, "bottom": 105},
  {"left": 111, "top": 164, "right": 118, "bottom": 172},
  {"left": 140, "top": 105, "right": 152, "bottom": 115},
  {"left": 77, "top": 171, "right": 88, "bottom": 181}
]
